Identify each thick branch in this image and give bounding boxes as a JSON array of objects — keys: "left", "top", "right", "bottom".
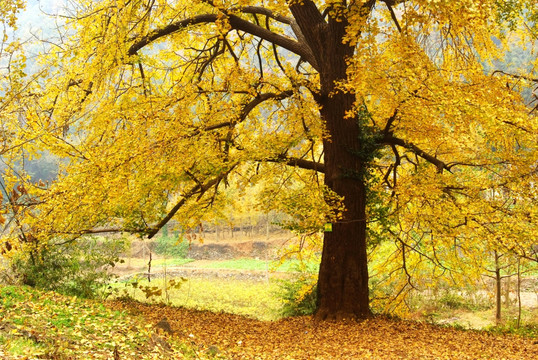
[
  {"left": 128, "top": 12, "right": 319, "bottom": 70},
  {"left": 383, "top": 108, "right": 399, "bottom": 136},
  {"left": 227, "top": 15, "right": 318, "bottom": 69},
  {"left": 239, "top": 6, "right": 307, "bottom": 51},
  {"left": 381, "top": 135, "right": 449, "bottom": 173},
  {"left": 266, "top": 154, "right": 325, "bottom": 173},
  {"left": 288, "top": 0, "right": 326, "bottom": 65},
  {"left": 128, "top": 14, "right": 217, "bottom": 55},
  {"left": 241, "top": 6, "right": 293, "bottom": 24}
]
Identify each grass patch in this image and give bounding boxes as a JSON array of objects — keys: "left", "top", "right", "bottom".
[
  {"left": 120, "top": 257, "right": 195, "bottom": 269},
  {"left": 198, "top": 258, "right": 319, "bottom": 273},
  {"left": 200, "top": 258, "right": 271, "bottom": 271},
  {"left": 0, "top": 285, "right": 205, "bottom": 359},
  {"left": 5, "top": 337, "right": 46, "bottom": 357},
  {"left": 113, "top": 277, "right": 283, "bottom": 321},
  {"left": 151, "top": 257, "right": 195, "bottom": 268},
  {"left": 487, "top": 321, "right": 538, "bottom": 338}
]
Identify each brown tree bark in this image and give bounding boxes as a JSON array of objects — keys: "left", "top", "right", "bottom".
[
  {"left": 315, "top": 62, "right": 371, "bottom": 320},
  {"left": 495, "top": 251, "right": 502, "bottom": 324},
  {"left": 288, "top": 2, "right": 372, "bottom": 320}
]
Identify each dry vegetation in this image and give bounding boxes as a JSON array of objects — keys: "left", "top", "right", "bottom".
[{"left": 110, "top": 299, "right": 538, "bottom": 359}]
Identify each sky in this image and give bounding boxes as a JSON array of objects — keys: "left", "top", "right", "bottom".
[
  {"left": 7, "top": 0, "right": 71, "bottom": 73},
  {"left": 14, "top": 0, "right": 67, "bottom": 40}
]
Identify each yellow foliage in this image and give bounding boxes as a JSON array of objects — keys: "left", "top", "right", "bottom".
[{"left": 1, "top": 0, "right": 537, "bottom": 316}]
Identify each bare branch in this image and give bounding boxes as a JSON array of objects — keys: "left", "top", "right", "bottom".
[
  {"left": 128, "top": 12, "right": 319, "bottom": 70},
  {"left": 266, "top": 154, "right": 325, "bottom": 173},
  {"left": 381, "top": 134, "right": 450, "bottom": 173}
]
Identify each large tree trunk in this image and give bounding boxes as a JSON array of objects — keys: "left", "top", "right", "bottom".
[
  {"left": 316, "top": 113, "right": 371, "bottom": 320},
  {"left": 288, "top": 1, "right": 371, "bottom": 320},
  {"left": 315, "top": 23, "right": 371, "bottom": 321}
]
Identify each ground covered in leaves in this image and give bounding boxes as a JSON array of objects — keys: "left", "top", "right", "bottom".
[
  {"left": 1, "top": 285, "right": 538, "bottom": 359},
  {"left": 110, "top": 300, "right": 538, "bottom": 359}
]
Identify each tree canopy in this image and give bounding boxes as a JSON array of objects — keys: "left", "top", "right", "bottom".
[{"left": 1, "top": 0, "right": 537, "bottom": 319}]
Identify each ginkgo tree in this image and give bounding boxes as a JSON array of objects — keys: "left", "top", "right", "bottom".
[{"left": 1, "top": 0, "right": 537, "bottom": 320}]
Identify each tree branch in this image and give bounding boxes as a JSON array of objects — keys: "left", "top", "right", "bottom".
[
  {"left": 383, "top": 1, "right": 402, "bottom": 33},
  {"left": 492, "top": 70, "right": 538, "bottom": 83},
  {"left": 381, "top": 134, "right": 450, "bottom": 173},
  {"left": 266, "top": 154, "right": 325, "bottom": 173},
  {"left": 129, "top": 14, "right": 217, "bottom": 55},
  {"left": 146, "top": 164, "right": 237, "bottom": 238},
  {"left": 202, "top": 90, "right": 294, "bottom": 132},
  {"left": 288, "top": 0, "right": 326, "bottom": 66},
  {"left": 128, "top": 12, "right": 319, "bottom": 70},
  {"left": 383, "top": 108, "right": 399, "bottom": 136},
  {"left": 240, "top": 6, "right": 293, "bottom": 25}
]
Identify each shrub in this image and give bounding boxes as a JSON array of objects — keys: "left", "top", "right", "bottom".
[
  {"left": 277, "top": 274, "right": 318, "bottom": 317},
  {"left": 7, "top": 236, "right": 127, "bottom": 299},
  {"left": 436, "top": 289, "right": 492, "bottom": 311},
  {"left": 154, "top": 234, "right": 189, "bottom": 258}
]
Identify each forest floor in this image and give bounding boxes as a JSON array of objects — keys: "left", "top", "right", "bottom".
[
  {"left": 109, "top": 299, "right": 538, "bottom": 360},
  {"left": 4, "top": 233, "right": 535, "bottom": 358},
  {"left": 1, "top": 284, "right": 538, "bottom": 359}
]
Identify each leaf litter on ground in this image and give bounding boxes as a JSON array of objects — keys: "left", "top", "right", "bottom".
[
  {"left": 1, "top": 285, "right": 538, "bottom": 359},
  {"left": 107, "top": 299, "right": 538, "bottom": 359},
  {"left": 0, "top": 285, "right": 191, "bottom": 359}
]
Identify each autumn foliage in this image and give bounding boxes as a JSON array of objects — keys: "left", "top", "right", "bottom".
[{"left": 0, "top": 0, "right": 537, "bottom": 319}]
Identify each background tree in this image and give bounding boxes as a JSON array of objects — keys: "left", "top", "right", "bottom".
[
  {"left": 0, "top": 0, "right": 27, "bottom": 230},
  {"left": 1, "top": 0, "right": 537, "bottom": 320}
]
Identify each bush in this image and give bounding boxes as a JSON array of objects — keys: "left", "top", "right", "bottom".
[
  {"left": 154, "top": 234, "right": 189, "bottom": 258},
  {"left": 277, "top": 274, "right": 318, "bottom": 317},
  {"left": 487, "top": 320, "right": 538, "bottom": 338},
  {"left": 7, "top": 236, "right": 127, "bottom": 299},
  {"left": 436, "top": 289, "right": 492, "bottom": 311}
]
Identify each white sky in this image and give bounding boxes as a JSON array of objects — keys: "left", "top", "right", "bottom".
[{"left": 15, "top": 0, "right": 67, "bottom": 39}]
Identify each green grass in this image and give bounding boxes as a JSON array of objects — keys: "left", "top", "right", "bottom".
[
  {"left": 198, "top": 258, "right": 319, "bottom": 273},
  {"left": 0, "top": 285, "right": 204, "bottom": 359},
  {"left": 151, "top": 257, "right": 195, "bottom": 267},
  {"left": 486, "top": 320, "right": 538, "bottom": 338},
  {"left": 200, "top": 258, "right": 271, "bottom": 271},
  {"left": 120, "top": 257, "right": 195, "bottom": 269},
  {"left": 4, "top": 337, "right": 46, "bottom": 357}
]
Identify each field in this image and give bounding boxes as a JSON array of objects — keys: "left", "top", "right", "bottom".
[{"left": 109, "top": 233, "right": 538, "bottom": 331}]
